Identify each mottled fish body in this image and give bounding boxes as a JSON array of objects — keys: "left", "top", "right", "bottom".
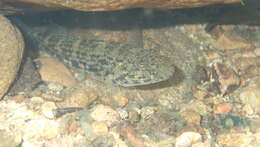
[{"left": 11, "top": 17, "right": 175, "bottom": 87}]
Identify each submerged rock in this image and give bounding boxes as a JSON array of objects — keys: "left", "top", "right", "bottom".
[{"left": 0, "top": 15, "right": 24, "bottom": 99}]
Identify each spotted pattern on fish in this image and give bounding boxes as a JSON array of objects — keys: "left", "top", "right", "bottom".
[{"left": 11, "top": 17, "right": 175, "bottom": 87}]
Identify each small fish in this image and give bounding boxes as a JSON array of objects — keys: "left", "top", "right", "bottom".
[{"left": 53, "top": 107, "right": 83, "bottom": 118}]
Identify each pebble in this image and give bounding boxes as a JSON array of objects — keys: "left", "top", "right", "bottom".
[
  {"left": 113, "top": 139, "right": 128, "bottom": 147},
  {"left": 193, "top": 88, "right": 208, "bottom": 100},
  {"left": 113, "top": 92, "right": 129, "bottom": 107},
  {"left": 192, "top": 141, "right": 211, "bottom": 147},
  {"left": 37, "top": 57, "right": 77, "bottom": 87},
  {"left": 20, "top": 140, "right": 44, "bottom": 147},
  {"left": 22, "top": 119, "right": 60, "bottom": 140},
  {"left": 0, "top": 130, "right": 22, "bottom": 147},
  {"left": 47, "top": 136, "right": 87, "bottom": 147},
  {"left": 250, "top": 119, "right": 260, "bottom": 133},
  {"left": 41, "top": 101, "right": 57, "bottom": 119},
  {"left": 181, "top": 110, "right": 201, "bottom": 126},
  {"left": 242, "top": 104, "right": 254, "bottom": 115},
  {"left": 217, "top": 133, "right": 259, "bottom": 147},
  {"left": 182, "top": 100, "right": 209, "bottom": 116},
  {"left": 90, "top": 104, "right": 119, "bottom": 126},
  {"left": 67, "top": 120, "right": 81, "bottom": 134},
  {"left": 91, "top": 121, "right": 109, "bottom": 135},
  {"left": 30, "top": 96, "right": 45, "bottom": 108},
  {"left": 153, "top": 136, "right": 176, "bottom": 147},
  {"left": 118, "top": 123, "right": 147, "bottom": 147},
  {"left": 59, "top": 87, "right": 98, "bottom": 107},
  {"left": 0, "top": 15, "right": 24, "bottom": 99},
  {"left": 254, "top": 47, "right": 260, "bottom": 56},
  {"left": 117, "top": 108, "right": 129, "bottom": 120},
  {"left": 175, "top": 132, "right": 202, "bottom": 147},
  {"left": 128, "top": 110, "right": 141, "bottom": 123},
  {"left": 213, "top": 103, "right": 232, "bottom": 114},
  {"left": 240, "top": 85, "right": 260, "bottom": 115},
  {"left": 110, "top": 131, "right": 128, "bottom": 147},
  {"left": 12, "top": 94, "right": 27, "bottom": 103}
]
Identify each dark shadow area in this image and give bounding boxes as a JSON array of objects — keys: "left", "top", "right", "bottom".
[{"left": 8, "top": 0, "right": 260, "bottom": 31}]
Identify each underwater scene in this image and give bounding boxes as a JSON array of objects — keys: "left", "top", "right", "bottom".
[{"left": 0, "top": 1, "right": 259, "bottom": 146}]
